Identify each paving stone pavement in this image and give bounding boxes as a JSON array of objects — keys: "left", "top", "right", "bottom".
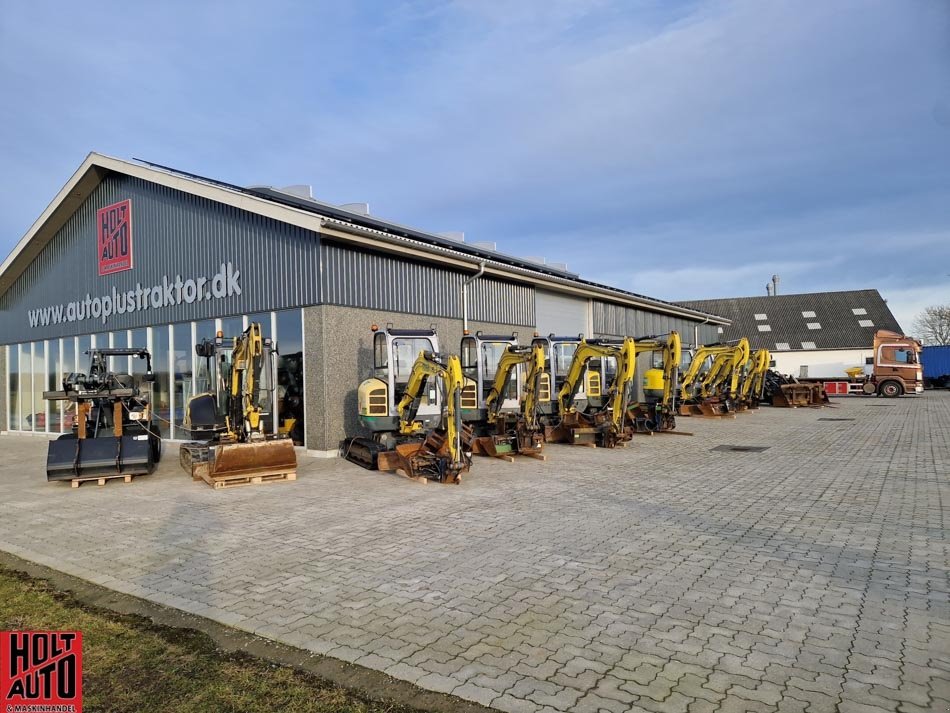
[{"left": 1, "top": 393, "right": 948, "bottom": 713}]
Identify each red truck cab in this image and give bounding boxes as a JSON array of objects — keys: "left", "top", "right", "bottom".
[{"left": 861, "top": 330, "right": 924, "bottom": 397}]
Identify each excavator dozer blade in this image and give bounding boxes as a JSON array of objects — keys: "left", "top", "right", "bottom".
[
  {"left": 47, "top": 435, "right": 156, "bottom": 481},
  {"left": 207, "top": 439, "right": 297, "bottom": 479}
]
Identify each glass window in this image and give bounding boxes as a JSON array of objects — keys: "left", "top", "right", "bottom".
[
  {"left": 30, "top": 342, "right": 45, "bottom": 432},
  {"left": 8, "top": 345, "right": 19, "bottom": 431},
  {"left": 173, "top": 322, "right": 194, "bottom": 434},
  {"left": 62, "top": 338, "right": 76, "bottom": 432},
  {"left": 17, "top": 344, "right": 31, "bottom": 431},
  {"left": 373, "top": 332, "right": 388, "bottom": 369},
  {"left": 480, "top": 342, "right": 508, "bottom": 381},
  {"left": 48, "top": 340, "right": 61, "bottom": 433},
  {"left": 194, "top": 321, "right": 216, "bottom": 395},
  {"left": 110, "top": 331, "right": 129, "bottom": 373},
  {"left": 460, "top": 337, "right": 477, "bottom": 372},
  {"left": 391, "top": 338, "right": 433, "bottom": 383},
  {"left": 248, "top": 313, "right": 272, "bottom": 339},
  {"left": 275, "top": 309, "right": 304, "bottom": 446},
  {"left": 129, "top": 329, "right": 147, "bottom": 385},
  {"left": 882, "top": 347, "right": 914, "bottom": 364},
  {"left": 77, "top": 335, "right": 91, "bottom": 368},
  {"left": 150, "top": 326, "right": 171, "bottom": 437},
  {"left": 553, "top": 343, "right": 578, "bottom": 377},
  {"left": 220, "top": 316, "right": 243, "bottom": 339}
]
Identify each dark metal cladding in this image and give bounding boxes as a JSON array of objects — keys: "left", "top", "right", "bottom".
[
  {"left": 0, "top": 174, "right": 322, "bottom": 342},
  {"left": 592, "top": 300, "right": 720, "bottom": 346},
  {"left": 319, "top": 241, "right": 534, "bottom": 326}
]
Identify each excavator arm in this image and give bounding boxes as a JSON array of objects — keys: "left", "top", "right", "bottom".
[
  {"left": 484, "top": 344, "right": 546, "bottom": 427},
  {"left": 396, "top": 351, "right": 467, "bottom": 470},
  {"left": 228, "top": 322, "right": 267, "bottom": 440},
  {"left": 555, "top": 338, "right": 636, "bottom": 443},
  {"left": 741, "top": 348, "right": 771, "bottom": 403}
]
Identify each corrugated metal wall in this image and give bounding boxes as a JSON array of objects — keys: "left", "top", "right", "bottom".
[
  {"left": 592, "top": 301, "right": 723, "bottom": 346},
  {"left": 0, "top": 174, "right": 321, "bottom": 342},
  {"left": 320, "top": 241, "right": 534, "bottom": 326}
]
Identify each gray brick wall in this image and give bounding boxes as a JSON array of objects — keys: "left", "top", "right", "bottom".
[{"left": 304, "top": 304, "right": 534, "bottom": 452}]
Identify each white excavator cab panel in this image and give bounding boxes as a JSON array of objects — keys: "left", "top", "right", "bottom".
[{"left": 372, "top": 329, "right": 442, "bottom": 420}]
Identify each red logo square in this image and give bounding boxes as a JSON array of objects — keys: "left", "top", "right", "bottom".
[
  {"left": 1, "top": 631, "right": 83, "bottom": 712},
  {"left": 97, "top": 199, "right": 133, "bottom": 276}
]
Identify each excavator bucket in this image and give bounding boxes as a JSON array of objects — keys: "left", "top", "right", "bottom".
[
  {"left": 372, "top": 424, "right": 474, "bottom": 484},
  {"left": 48, "top": 435, "right": 156, "bottom": 481},
  {"left": 807, "top": 383, "right": 830, "bottom": 405},
  {"left": 181, "top": 438, "right": 297, "bottom": 483},
  {"left": 772, "top": 384, "right": 812, "bottom": 407}
]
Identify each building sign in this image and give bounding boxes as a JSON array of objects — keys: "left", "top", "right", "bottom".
[
  {"left": 97, "top": 199, "right": 133, "bottom": 276},
  {"left": 26, "top": 262, "right": 243, "bottom": 329}
]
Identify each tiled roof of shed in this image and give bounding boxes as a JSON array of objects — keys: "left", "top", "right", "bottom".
[{"left": 677, "top": 289, "right": 902, "bottom": 351}]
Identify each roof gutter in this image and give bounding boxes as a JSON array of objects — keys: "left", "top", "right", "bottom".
[{"left": 462, "top": 261, "right": 486, "bottom": 332}]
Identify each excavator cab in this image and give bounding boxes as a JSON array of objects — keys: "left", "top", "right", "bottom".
[
  {"left": 459, "top": 331, "right": 520, "bottom": 423},
  {"left": 531, "top": 334, "right": 595, "bottom": 415},
  {"left": 358, "top": 326, "right": 442, "bottom": 433}
]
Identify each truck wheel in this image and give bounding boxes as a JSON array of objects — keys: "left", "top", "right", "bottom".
[{"left": 878, "top": 381, "right": 903, "bottom": 398}]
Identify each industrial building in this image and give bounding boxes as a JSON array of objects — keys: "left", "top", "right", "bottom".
[
  {"left": 680, "top": 288, "right": 903, "bottom": 379},
  {"left": 0, "top": 153, "right": 728, "bottom": 454}
]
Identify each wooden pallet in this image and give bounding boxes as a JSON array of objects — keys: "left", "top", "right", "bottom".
[
  {"left": 70, "top": 474, "right": 136, "bottom": 488},
  {"left": 197, "top": 469, "right": 297, "bottom": 490}
]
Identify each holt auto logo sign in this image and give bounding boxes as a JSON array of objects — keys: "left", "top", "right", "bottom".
[{"left": 97, "top": 199, "right": 133, "bottom": 276}]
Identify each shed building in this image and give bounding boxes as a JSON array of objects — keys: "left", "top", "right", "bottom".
[
  {"left": 0, "top": 153, "right": 728, "bottom": 454},
  {"left": 679, "top": 289, "right": 903, "bottom": 380}
]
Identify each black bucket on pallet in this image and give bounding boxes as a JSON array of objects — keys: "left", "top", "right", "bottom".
[{"left": 47, "top": 435, "right": 156, "bottom": 481}]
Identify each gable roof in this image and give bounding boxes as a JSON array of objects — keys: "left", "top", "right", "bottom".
[
  {"left": 678, "top": 289, "right": 902, "bottom": 351},
  {"left": 0, "top": 152, "right": 728, "bottom": 325}
]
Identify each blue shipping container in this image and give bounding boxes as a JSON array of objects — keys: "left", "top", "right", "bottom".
[{"left": 922, "top": 345, "right": 950, "bottom": 381}]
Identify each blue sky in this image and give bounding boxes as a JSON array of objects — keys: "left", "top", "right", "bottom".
[{"left": 1, "top": 0, "right": 948, "bottom": 330}]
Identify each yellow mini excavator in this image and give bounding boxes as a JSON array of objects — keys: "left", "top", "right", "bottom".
[
  {"left": 343, "top": 325, "right": 472, "bottom": 483},
  {"left": 470, "top": 341, "right": 546, "bottom": 459},
  {"left": 679, "top": 338, "right": 751, "bottom": 417},
  {"left": 737, "top": 348, "right": 771, "bottom": 410},
  {"left": 179, "top": 323, "right": 297, "bottom": 484},
  {"left": 546, "top": 337, "right": 637, "bottom": 448},
  {"left": 626, "top": 331, "right": 682, "bottom": 432},
  {"left": 530, "top": 334, "right": 593, "bottom": 416}
]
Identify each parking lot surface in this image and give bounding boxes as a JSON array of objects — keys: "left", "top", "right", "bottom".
[{"left": 1, "top": 393, "right": 948, "bottom": 713}]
